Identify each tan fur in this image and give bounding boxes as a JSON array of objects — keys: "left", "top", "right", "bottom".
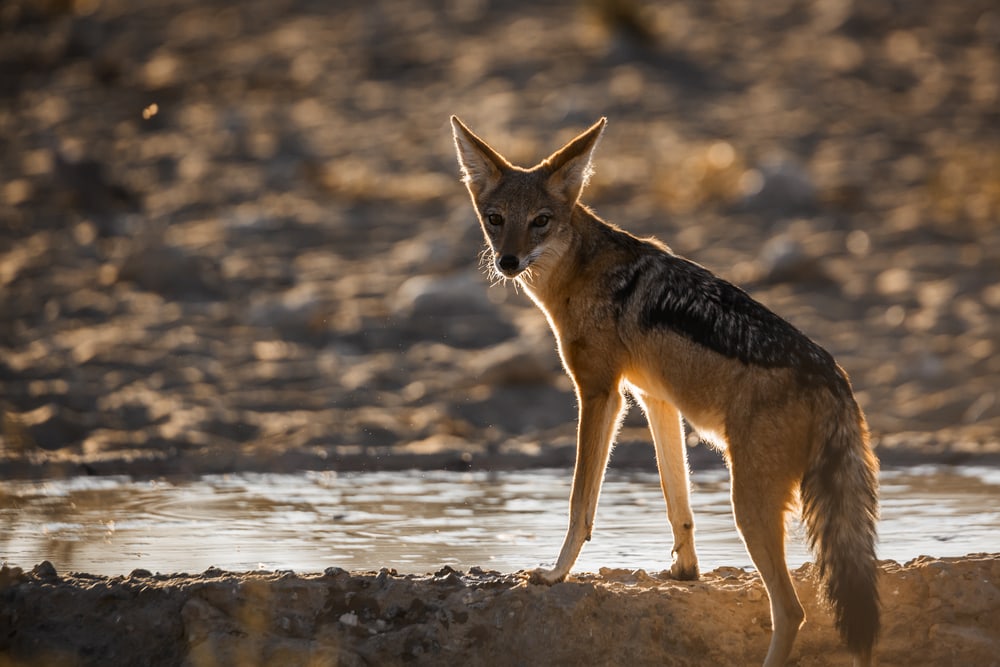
[{"left": 451, "top": 116, "right": 879, "bottom": 667}]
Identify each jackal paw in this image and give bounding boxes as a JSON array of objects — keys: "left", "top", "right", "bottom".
[
  {"left": 669, "top": 561, "right": 700, "bottom": 581},
  {"left": 527, "top": 567, "right": 566, "bottom": 586}
]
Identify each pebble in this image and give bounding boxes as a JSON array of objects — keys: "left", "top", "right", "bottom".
[
  {"left": 739, "top": 158, "right": 818, "bottom": 215},
  {"left": 116, "top": 243, "right": 222, "bottom": 299},
  {"left": 393, "top": 271, "right": 495, "bottom": 318},
  {"left": 10, "top": 404, "right": 87, "bottom": 451},
  {"left": 392, "top": 272, "right": 517, "bottom": 348},
  {"left": 248, "top": 284, "right": 328, "bottom": 338},
  {"left": 757, "top": 235, "right": 831, "bottom": 285}
]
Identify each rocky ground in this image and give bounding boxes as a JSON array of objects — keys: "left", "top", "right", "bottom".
[
  {"left": 1, "top": 0, "right": 999, "bottom": 665},
  {"left": 2, "top": 555, "right": 999, "bottom": 666}
]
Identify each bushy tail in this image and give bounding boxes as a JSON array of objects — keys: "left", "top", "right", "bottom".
[{"left": 800, "top": 396, "right": 880, "bottom": 657}]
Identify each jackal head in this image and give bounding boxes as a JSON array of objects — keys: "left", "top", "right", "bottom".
[{"left": 451, "top": 116, "right": 606, "bottom": 282}]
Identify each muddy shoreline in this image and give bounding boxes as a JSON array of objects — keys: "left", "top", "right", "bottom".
[
  {"left": 3, "top": 434, "right": 1000, "bottom": 484},
  {"left": 3, "top": 555, "right": 999, "bottom": 666}
]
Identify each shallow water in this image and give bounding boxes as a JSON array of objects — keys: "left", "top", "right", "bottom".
[{"left": 1, "top": 466, "right": 998, "bottom": 577}]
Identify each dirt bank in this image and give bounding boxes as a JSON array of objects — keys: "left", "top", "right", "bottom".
[{"left": 2, "top": 555, "right": 998, "bottom": 666}]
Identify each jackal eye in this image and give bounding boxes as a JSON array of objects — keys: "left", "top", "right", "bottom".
[
  {"left": 531, "top": 214, "right": 551, "bottom": 229},
  {"left": 486, "top": 213, "right": 504, "bottom": 227}
]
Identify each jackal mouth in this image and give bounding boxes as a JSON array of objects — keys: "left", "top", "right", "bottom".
[{"left": 497, "top": 265, "right": 525, "bottom": 279}]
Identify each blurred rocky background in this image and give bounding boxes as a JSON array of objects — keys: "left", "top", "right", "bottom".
[{"left": 1, "top": 0, "right": 998, "bottom": 476}]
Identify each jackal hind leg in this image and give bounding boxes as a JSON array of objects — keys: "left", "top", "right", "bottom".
[
  {"left": 529, "top": 389, "right": 623, "bottom": 585},
  {"left": 730, "top": 458, "right": 804, "bottom": 667},
  {"left": 635, "top": 393, "right": 698, "bottom": 580}
]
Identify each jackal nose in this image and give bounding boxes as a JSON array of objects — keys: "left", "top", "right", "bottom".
[{"left": 497, "top": 255, "right": 520, "bottom": 273}]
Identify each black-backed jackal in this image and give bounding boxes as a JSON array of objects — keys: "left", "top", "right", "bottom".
[{"left": 451, "top": 116, "right": 880, "bottom": 666}]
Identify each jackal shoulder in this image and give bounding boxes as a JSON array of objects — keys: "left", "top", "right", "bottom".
[{"left": 591, "top": 225, "right": 850, "bottom": 396}]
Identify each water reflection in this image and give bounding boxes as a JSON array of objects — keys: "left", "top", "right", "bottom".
[{"left": 1, "top": 467, "right": 997, "bottom": 577}]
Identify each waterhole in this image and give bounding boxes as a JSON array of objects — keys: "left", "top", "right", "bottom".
[{"left": 1, "top": 466, "right": 997, "bottom": 576}]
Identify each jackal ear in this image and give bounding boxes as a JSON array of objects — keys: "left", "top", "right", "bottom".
[
  {"left": 543, "top": 118, "right": 606, "bottom": 203},
  {"left": 451, "top": 116, "right": 510, "bottom": 198}
]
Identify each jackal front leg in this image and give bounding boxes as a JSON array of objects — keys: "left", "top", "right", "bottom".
[{"left": 529, "top": 389, "right": 624, "bottom": 585}]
